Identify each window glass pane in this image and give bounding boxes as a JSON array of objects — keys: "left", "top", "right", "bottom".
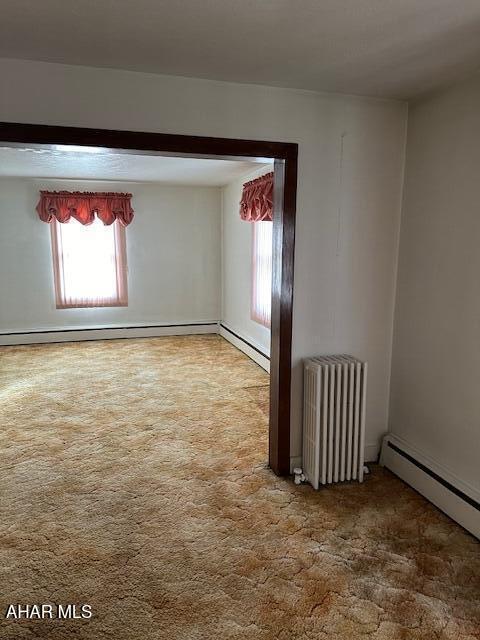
[
  {"left": 252, "top": 221, "right": 272, "bottom": 327},
  {"left": 60, "top": 219, "right": 117, "bottom": 301},
  {"left": 51, "top": 218, "right": 127, "bottom": 308}
]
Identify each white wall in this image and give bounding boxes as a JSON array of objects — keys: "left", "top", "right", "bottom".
[
  {"left": 0, "top": 177, "right": 221, "bottom": 332},
  {"left": 221, "top": 166, "right": 272, "bottom": 356},
  {"left": 390, "top": 73, "right": 480, "bottom": 492},
  {"left": 0, "top": 58, "right": 408, "bottom": 462}
]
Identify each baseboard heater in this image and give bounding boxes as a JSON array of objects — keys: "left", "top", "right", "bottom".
[
  {"left": 218, "top": 323, "right": 270, "bottom": 372},
  {"left": 380, "top": 434, "right": 479, "bottom": 539},
  {"left": 0, "top": 322, "right": 219, "bottom": 346},
  {"left": 219, "top": 324, "right": 269, "bottom": 360},
  {"left": 302, "top": 355, "right": 368, "bottom": 489}
]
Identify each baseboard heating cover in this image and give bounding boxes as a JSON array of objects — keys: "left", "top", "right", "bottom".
[
  {"left": 380, "top": 434, "right": 479, "bottom": 539},
  {"left": 218, "top": 323, "right": 269, "bottom": 372},
  {"left": 303, "top": 355, "right": 368, "bottom": 489},
  {"left": 0, "top": 322, "right": 219, "bottom": 346}
]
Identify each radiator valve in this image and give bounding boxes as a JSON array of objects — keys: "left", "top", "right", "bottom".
[{"left": 293, "top": 468, "right": 306, "bottom": 485}]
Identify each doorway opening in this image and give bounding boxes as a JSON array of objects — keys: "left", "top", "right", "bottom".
[{"left": 0, "top": 122, "right": 297, "bottom": 474}]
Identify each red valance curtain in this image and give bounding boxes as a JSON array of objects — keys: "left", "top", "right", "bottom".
[
  {"left": 36, "top": 191, "right": 134, "bottom": 226},
  {"left": 239, "top": 172, "right": 273, "bottom": 222}
]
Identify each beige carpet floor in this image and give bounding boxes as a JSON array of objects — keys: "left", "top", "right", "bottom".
[{"left": 0, "top": 335, "right": 478, "bottom": 639}]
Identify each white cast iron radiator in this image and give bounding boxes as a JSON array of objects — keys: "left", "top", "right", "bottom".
[{"left": 303, "top": 356, "right": 368, "bottom": 489}]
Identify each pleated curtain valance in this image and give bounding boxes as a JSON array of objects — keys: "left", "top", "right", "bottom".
[
  {"left": 36, "top": 191, "right": 134, "bottom": 226},
  {"left": 239, "top": 172, "right": 273, "bottom": 222}
]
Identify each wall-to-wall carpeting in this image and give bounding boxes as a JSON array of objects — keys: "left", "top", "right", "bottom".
[{"left": 0, "top": 336, "right": 478, "bottom": 639}]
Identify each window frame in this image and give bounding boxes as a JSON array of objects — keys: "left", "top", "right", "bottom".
[{"left": 50, "top": 218, "right": 128, "bottom": 309}]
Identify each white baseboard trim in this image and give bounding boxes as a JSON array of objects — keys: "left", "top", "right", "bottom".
[
  {"left": 380, "top": 433, "right": 479, "bottom": 539},
  {"left": 0, "top": 322, "right": 219, "bottom": 346},
  {"left": 1, "top": 321, "right": 271, "bottom": 373},
  {"left": 219, "top": 323, "right": 270, "bottom": 372}
]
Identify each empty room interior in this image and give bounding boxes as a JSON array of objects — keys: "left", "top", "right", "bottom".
[{"left": 0, "top": 2, "right": 479, "bottom": 639}]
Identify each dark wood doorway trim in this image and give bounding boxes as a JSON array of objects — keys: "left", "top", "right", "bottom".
[{"left": 0, "top": 122, "right": 298, "bottom": 476}]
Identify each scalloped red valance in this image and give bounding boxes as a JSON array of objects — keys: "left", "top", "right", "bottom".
[
  {"left": 36, "top": 191, "right": 134, "bottom": 226},
  {"left": 239, "top": 172, "right": 273, "bottom": 222}
]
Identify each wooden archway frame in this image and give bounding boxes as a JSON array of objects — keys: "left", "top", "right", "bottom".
[{"left": 0, "top": 122, "right": 298, "bottom": 475}]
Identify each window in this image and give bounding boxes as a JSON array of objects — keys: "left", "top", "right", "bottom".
[
  {"left": 50, "top": 218, "right": 128, "bottom": 309},
  {"left": 251, "top": 221, "right": 272, "bottom": 327}
]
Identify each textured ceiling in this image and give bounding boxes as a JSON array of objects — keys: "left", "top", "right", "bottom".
[
  {"left": 0, "top": 147, "right": 270, "bottom": 185},
  {"left": 1, "top": 0, "right": 480, "bottom": 99}
]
